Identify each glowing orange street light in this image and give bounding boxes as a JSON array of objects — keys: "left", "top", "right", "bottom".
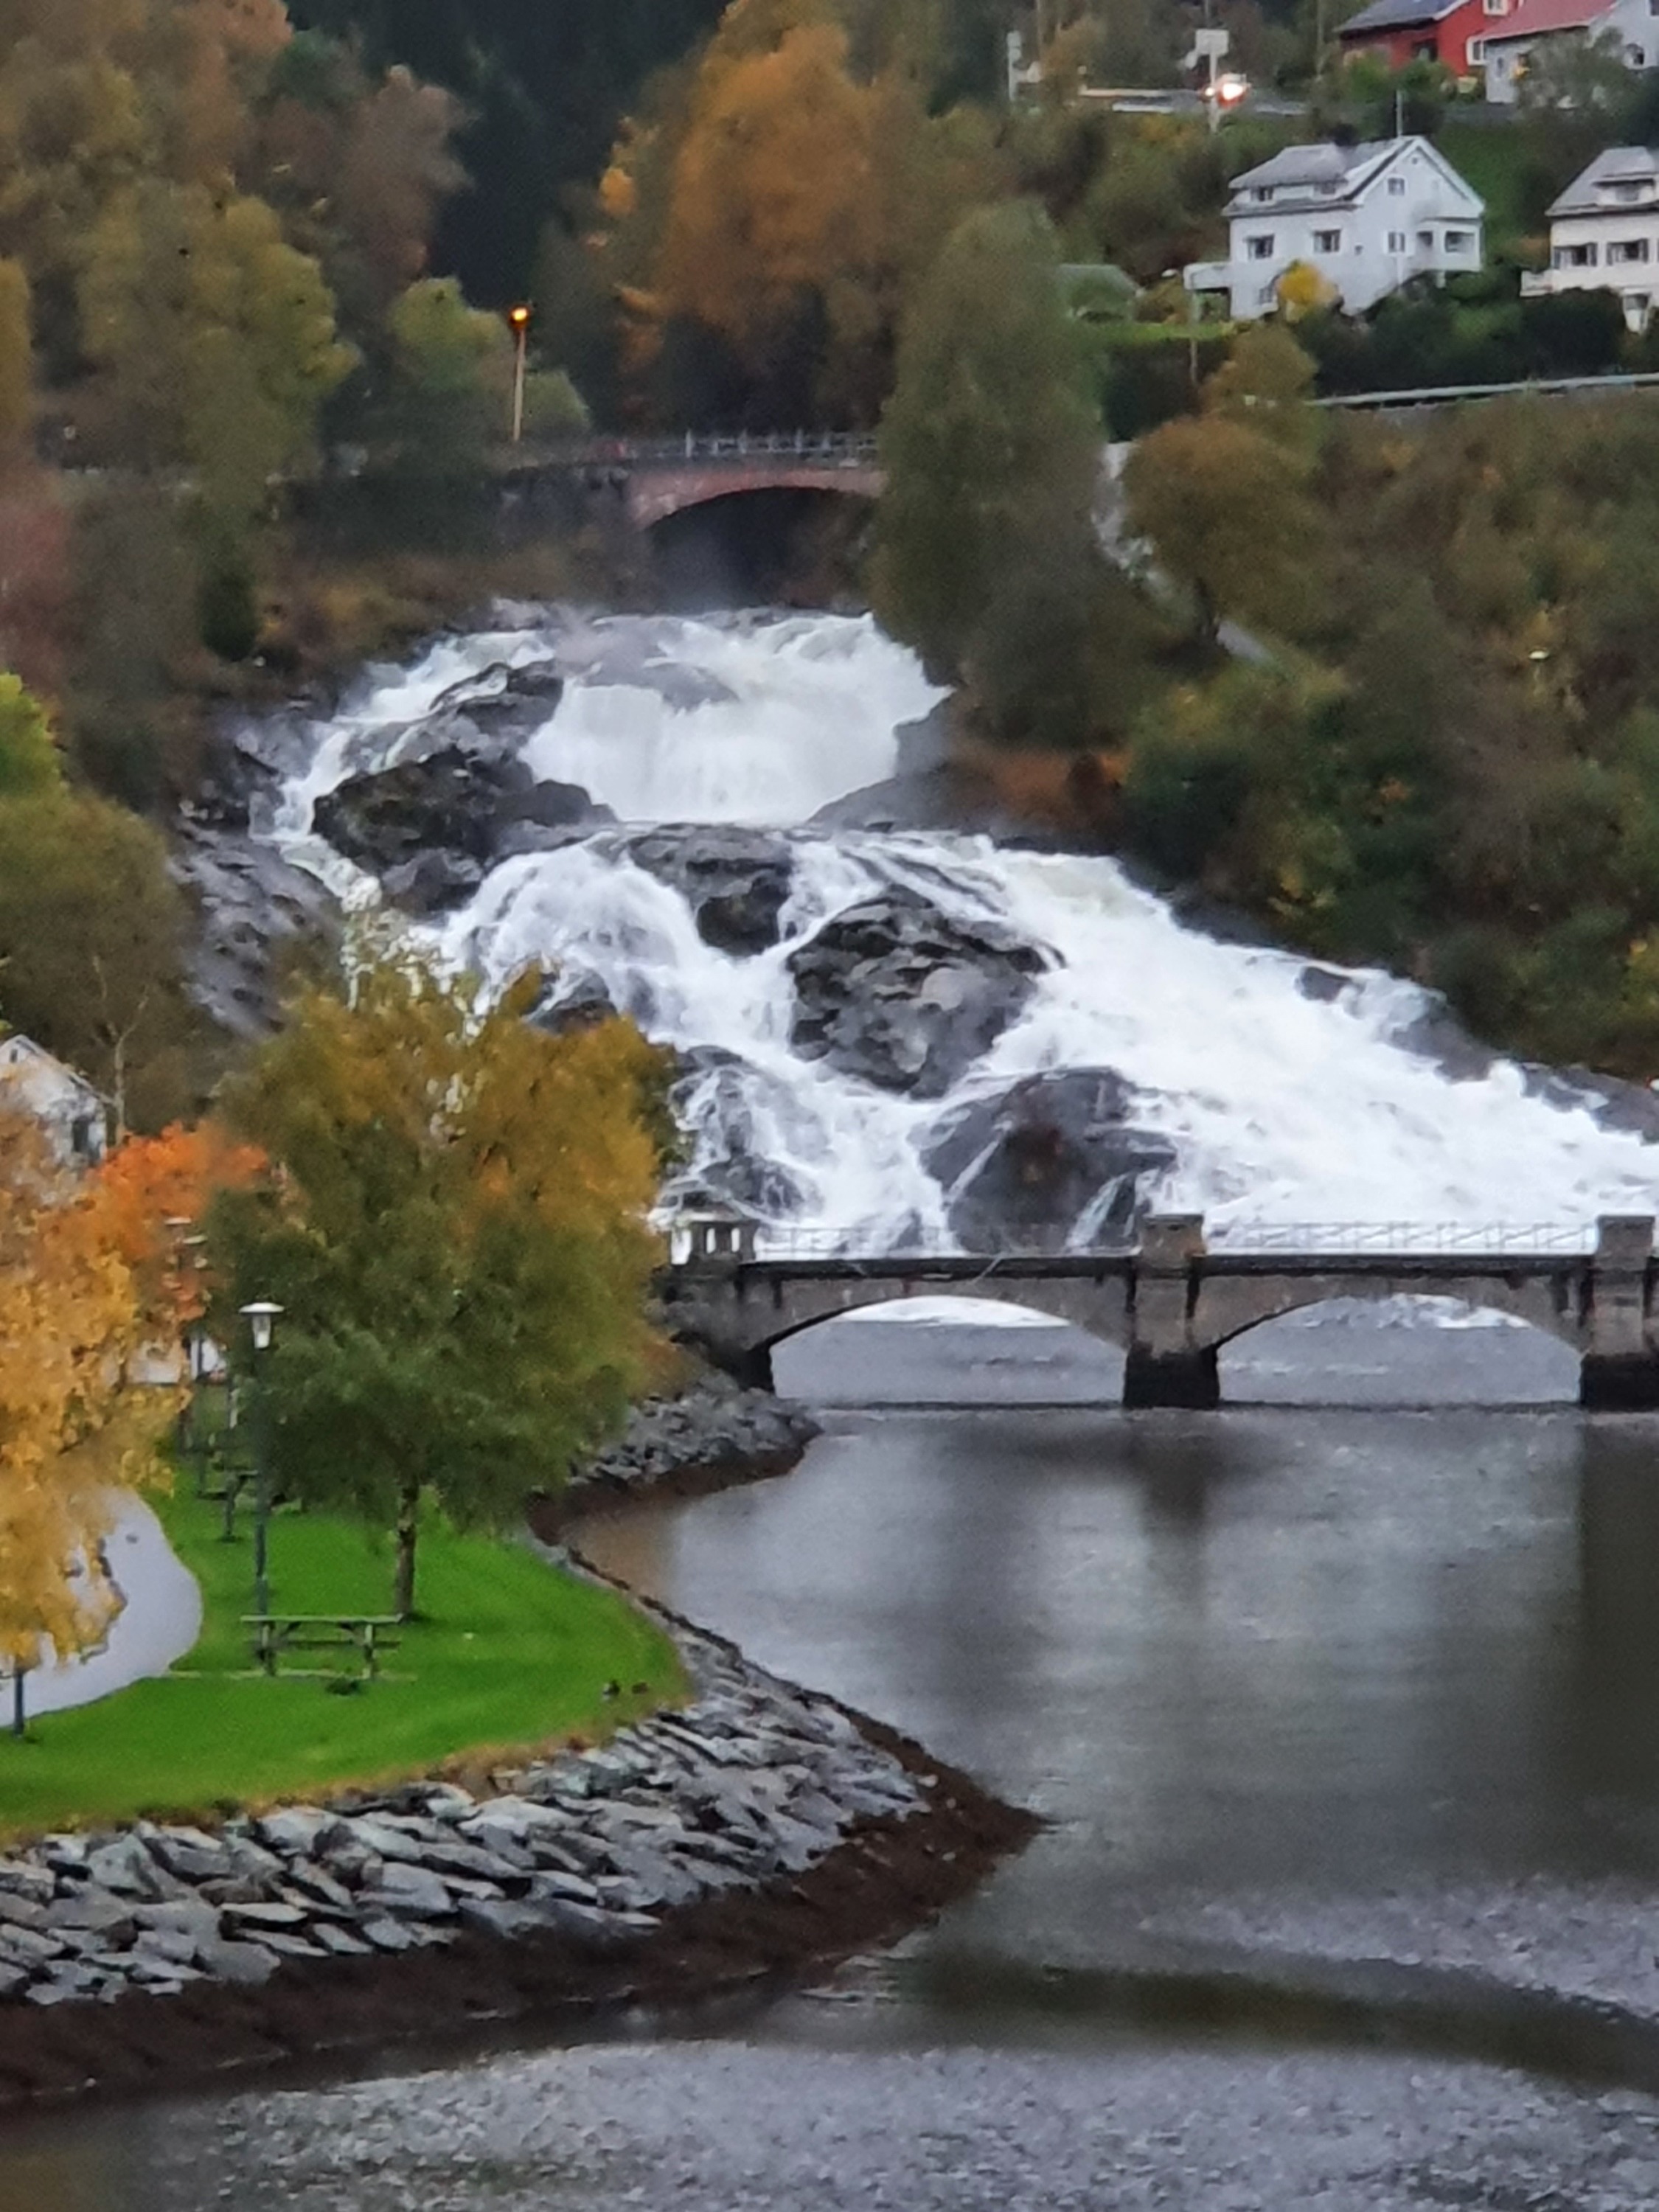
[{"left": 507, "top": 304, "right": 532, "bottom": 442}]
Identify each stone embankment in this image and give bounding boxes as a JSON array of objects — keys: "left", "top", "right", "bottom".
[
  {"left": 0, "top": 1621, "right": 914, "bottom": 2013},
  {"left": 563, "top": 1374, "right": 821, "bottom": 1512}
]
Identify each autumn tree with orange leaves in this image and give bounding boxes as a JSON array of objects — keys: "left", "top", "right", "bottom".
[{"left": 0, "top": 1114, "right": 149, "bottom": 1725}]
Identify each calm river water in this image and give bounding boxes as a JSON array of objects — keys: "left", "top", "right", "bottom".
[{"left": 13, "top": 1312, "right": 1659, "bottom": 2211}]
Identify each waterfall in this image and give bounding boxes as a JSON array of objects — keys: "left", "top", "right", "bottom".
[{"left": 271, "top": 608, "right": 1659, "bottom": 1250}]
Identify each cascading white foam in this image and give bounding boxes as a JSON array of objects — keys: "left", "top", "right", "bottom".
[{"left": 271, "top": 608, "right": 1659, "bottom": 1244}]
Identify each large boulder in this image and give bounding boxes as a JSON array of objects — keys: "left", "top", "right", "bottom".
[
  {"left": 623, "top": 828, "right": 794, "bottom": 957},
  {"left": 424, "top": 659, "right": 569, "bottom": 748},
  {"left": 921, "top": 1069, "right": 1177, "bottom": 1251},
  {"left": 786, "top": 889, "right": 1047, "bottom": 1098},
  {"left": 312, "top": 749, "right": 610, "bottom": 911}
]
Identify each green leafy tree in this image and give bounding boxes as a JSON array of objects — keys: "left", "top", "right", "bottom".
[
  {"left": 378, "top": 275, "right": 513, "bottom": 473},
  {"left": 209, "top": 945, "right": 671, "bottom": 1618},
  {"left": 872, "top": 200, "right": 1102, "bottom": 681}
]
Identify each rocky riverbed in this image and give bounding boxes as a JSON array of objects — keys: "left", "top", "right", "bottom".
[{"left": 0, "top": 1595, "right": 1031, "bottom": 2112}]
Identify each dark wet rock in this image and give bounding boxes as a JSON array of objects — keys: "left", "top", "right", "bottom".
[
  {"left": 379, "top": 849, "right": 486, "bottom": 914},
  {"left": 526, "top": 968, "right": 619, "bottom": 1036},
  {"left": 172, "top": 821, "right": 341, "bottom": 1039},
  {"left": 1521, "top": 1062, "right": 1659, "bottom": 1142},
  {"left": 623, "top": 828, "right": 795, "bottom": 957},
  {"left": 1297, "top": 965, "right": 1349, "bottom": 1004},
  {"left": 1388, "top": 997, "right": 1498, "bottom": 1084},
  {"left": 786, "top": 889, "right": 1047, "bottom": 1099},
  {"left": 921, "top": 1069, "right": 1178, "bottom": 1252},
  {"left": 566, "top": 1372, "right": 819, "bottom": 1506},
  {"left": 426, "top": 659, "right": 568, "bottom": 746},
  {"left": 313, "top": 748, "right": 608, "bottom": 900}
]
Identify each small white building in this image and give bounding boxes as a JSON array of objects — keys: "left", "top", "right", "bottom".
[
  {"left": 1520, "top": 146, "right": 1659, "bottom": 328},
  {"left": 0, "top": 1034, "right": 109, "bottom": 1169},
  {"left": 1183, "top": 137, "right": 1485, "bottom": 322},
  {"left": 1482, "top": 0, "right": 1659, "bottom": 102}
]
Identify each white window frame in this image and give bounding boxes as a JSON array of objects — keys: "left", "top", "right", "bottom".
[
  {"left": 1313, "top": 228, "right": 1342, "bottom": 253},
  {"left": 1388, "top": 174, "right": 1407, "bottom": 195},
  {"left": 1388, "top": 229, "right": 1408, "bottom": 252},
  {"left": 1245, "top": 233, "right": 1276, "bottom": 260}
]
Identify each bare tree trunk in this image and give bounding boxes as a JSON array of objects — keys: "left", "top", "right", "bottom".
[{"left": 394, "top": 1478, "right": 420, "bottom": 1621}]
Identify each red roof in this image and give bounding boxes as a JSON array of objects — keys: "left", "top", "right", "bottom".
[{"left": 1481, "top": 0, "right": 1613, "bottom": 40}]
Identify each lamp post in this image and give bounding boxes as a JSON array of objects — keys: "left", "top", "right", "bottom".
[
  {"left": 240, "top": 1301, "right": 283, "bottom": 1617},
  {"left": 507, "top": 304, "right": 532, "bottom": 444}
]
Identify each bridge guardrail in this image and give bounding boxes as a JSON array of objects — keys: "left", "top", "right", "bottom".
[
  {"left": 525, "top": 431, "right": 880, "bottom": 470},
  {"left": 669, "top": 1219, "right": 1601, "bottom": 1263}
]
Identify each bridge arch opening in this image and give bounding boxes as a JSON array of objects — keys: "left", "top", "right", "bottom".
[
  {"left": 648, "top": 487, "right": 874, "bottom": 611},
  {"left": 1217, "top": 1295, "right": 1581, "bottom": 1406},
  {"left": 771, "top": 1295, "right": 1125, "bottom": 1407}
]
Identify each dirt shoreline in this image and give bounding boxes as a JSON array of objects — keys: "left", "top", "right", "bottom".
[{"left": 0, "top": 1469, "right": 1036, "bottom": 2123}]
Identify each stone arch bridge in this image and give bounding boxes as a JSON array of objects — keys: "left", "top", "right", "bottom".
[
  {"left": 509, "top": 431, "right": 883, "bottom": 533},
  {"left": 664, "top": 1214, "right": 1659, "bottom": 1410}
]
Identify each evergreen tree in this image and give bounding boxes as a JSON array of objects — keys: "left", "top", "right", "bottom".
[{"left": 872, "top": 199, "right": 1101, "bottom": 684}]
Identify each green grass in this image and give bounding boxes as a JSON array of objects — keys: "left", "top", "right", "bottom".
[
  {"left": 1439, "top": 122, "right": 1535, "bottom": 257},
  {"left": 0, "top": 1478, "right": 685, "bottom": 1840}
]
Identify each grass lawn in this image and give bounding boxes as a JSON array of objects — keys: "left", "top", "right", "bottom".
[
  {"left": 0, "top": 1479, "right": 686, "bottom": 1841},
  {"left": 1439, "top": 122, "right": 1536, "bottom": 258}
]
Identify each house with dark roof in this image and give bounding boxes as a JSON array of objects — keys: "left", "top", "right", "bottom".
[
  {"left": 1337, "top": 0, "right": 1507, "bottom": 80},
  {"left": 1520, "top": 146, "right": 1659, "bottom": 327},
  {"left": 1183, "top": 136, "right": 1484, "bottom": 321},
  {"left": 1481, "top": 0, "right": 1659, "bottom": 97}
]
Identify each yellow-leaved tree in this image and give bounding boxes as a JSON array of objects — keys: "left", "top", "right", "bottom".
[
  {"left": 208, "top": 941, "right": 674, "bottom": 1618},
  {"left": 0, "top": 1110, "right": 152, "bottom": 1731}
]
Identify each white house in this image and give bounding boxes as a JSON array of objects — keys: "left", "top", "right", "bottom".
[
  {"left": 0, "top": 1034, "right": 109, "bottom": 1169},
  {"left": 1183, "top": 138, "right": 1485, "bottom": 323},
  {"left": 1482, "top": 0, "right": 1659, "bottom": 101},
  {"left": 1520, "top": 145, "right": 1659, "bottom": 328}
]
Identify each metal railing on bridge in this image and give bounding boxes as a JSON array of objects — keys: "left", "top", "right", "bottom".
[
  {"left": 669, "top": 1219, "right": 1602, "bottom": 1264},
  {"left": 528, "top": 431, "right": 880, "bottom": 470}
]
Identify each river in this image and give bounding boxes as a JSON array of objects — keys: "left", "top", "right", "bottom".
[
  {"left": 12, "top": 1323, "right": 1659, "bottom": 2209},
  {"left": 8, "top": 609, "right": 1659, "bottom": 2205}
]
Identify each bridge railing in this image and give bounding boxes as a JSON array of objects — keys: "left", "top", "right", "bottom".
[
  {"left": 669, "top": 1218, "right": 1602, "bottom": 1264},
  {"left": 525, "top": 431, "right": 880, "bottom": 471},
  {"left": 1214, "top": 1220, "right": 1599, "bottom": 1255}
]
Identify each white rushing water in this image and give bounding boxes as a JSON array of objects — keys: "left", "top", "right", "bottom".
[{"left": 273, "top": 608, "right": 1659, "bottom": 1248}]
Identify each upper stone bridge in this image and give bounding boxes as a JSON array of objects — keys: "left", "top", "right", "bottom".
[
  {"left": 512, "top": 431, "right": 883, "bottom": 532},
  {"left": 664, "top": 1214, "right": 1659, "bottom": 1409}
]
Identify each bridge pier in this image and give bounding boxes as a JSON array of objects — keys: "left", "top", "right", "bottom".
[
  {"left": 1122, "top": 1346, "right": 1220, "bottom": 1411},
  {"left": 1581, "top": 1215, "right": 1659, "bottom": 1408},
  {"left": 1124, "top": 1215, "right": 1219, "bottom": 1408}
]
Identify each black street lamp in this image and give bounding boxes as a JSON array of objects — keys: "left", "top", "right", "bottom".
[{"left": 239, "top": 1301, "right": 283, "bottom": 1617}]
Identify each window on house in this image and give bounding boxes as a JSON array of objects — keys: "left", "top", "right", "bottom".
[
  {"left": 1627, "top": 43, "right": 1646, "bottom": 63},
  {"left": 1610, "top": 238, "right": 1652, "bottom": 262},
  {"left": 69, "top": 1116, "right": 94, "bottom": 1161},
  {"left": 1553, "top": 242, "right": 1599, "bottom": 267},
  {"left": 1416, "top": 229, "right": 1433, "bottom": 250},
  {"left": 1313, "top": 229, "right": 1341, "bottom": 253},
  {"left": 1444, "top": 229, "right": 1473, "bottom": 252},
  {"left": 1467, "top": 37, "right": 1486, "bottom": 59},
  {"left": 1256, "top": 186, "right": 1276, "bottom": 202},
  {"left": 1388, "top": 175, "right": 1406, "bottom": 195},
  {"left": 1483, "top": 0, "right": 1508, "bottom": 13},
  {"left": 1614, "top": 181, "right": 1647, "bottom": 201},
  {"left": 1388, "top": 230, "right": 1408, "bottom": 252},
  {"left": 1246, "top": 234, "right": 1276, "bottom": 258},
  {"left": 1258, "top": 282, "right": 1278, "bottom": 305}
]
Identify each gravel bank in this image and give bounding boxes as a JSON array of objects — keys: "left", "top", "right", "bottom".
[{"left": 0, "top": 1599, "right": 1032, "bottom": 2112}]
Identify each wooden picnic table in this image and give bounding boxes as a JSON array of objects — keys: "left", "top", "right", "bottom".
[{"left": 243, "top": 1614, "right": 403, "bottom": 1680}]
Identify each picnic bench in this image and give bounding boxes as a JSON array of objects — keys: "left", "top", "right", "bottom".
[{"left": 243, "top": 1615, "right": 403, "bottom": 1680}]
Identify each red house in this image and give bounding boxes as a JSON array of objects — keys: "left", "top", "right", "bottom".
[{"left": 1336, "top": 0, "right": 1512, "bottom": 80}]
